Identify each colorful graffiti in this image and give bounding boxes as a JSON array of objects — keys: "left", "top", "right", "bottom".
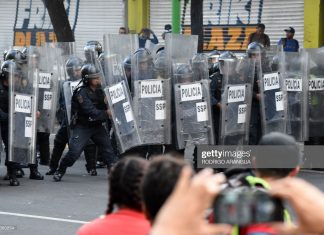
[
  {"left": 14, "top": 0, "right": 79, "bottom": 47},
  {"left": 185, "top": 0, "right": 264, "bottom": 51}
]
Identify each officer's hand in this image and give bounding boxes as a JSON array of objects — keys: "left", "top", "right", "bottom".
[
  {"left": 256, "top": 93, "right": 261, "bottom": 101},
  {"left": 269, "top": 177, "right": 324, "bottom": 234},
  {"left": 217, "top": 103, "right": 222, "bottom": 109},
  {"left": 36, "top": 111, "right": 41, "bottom": 119}
]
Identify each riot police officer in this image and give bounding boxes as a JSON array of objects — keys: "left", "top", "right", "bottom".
[
  {"left": 53, "top": 63, "right": 116, "bottom": 182},
  {"left": 47, "top": 57, "right": 98, "bottom": 176},
  {"left": 0, "top": 60, "right": 43, "bottom": 186}
]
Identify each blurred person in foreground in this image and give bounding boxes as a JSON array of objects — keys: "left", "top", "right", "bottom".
[
  {"left": 149, "top": 167, "right": 324, "bottom": 235},
  {"left": 77, "top": 157, "right": 150, "bottom": 235},
  {"left": 220, "top": 132, "right": 300, "bottom": 234}
]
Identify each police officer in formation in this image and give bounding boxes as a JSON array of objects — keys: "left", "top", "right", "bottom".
[
  {"left": 46, "top": 57, "right": 98, "bottom": 176},
  {"left": 53, "top": 63, "right": 116, "bottom": 182},
  {"left": 0, "top": 59, "right": 43, "bottom": 186}
]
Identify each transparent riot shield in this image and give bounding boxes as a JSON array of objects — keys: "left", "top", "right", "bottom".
[
  {"left": 8, "top": 47, "right": 37, "bottom": 164},
  {"left": 103, "top": 51, "right": 141, "bottom": 153},
  {"left": 219, "top": 58, "right": 255, "bottom": 145},
  {"left": 132, "top": 47, "right": 172, "bottom": 145},
  {"left": 173, "top": 55, "right": 215, "bottom": 149},
  {"left": 165, "top": 34, "right": 198, "bottom": 82},
  {"left": 35, "top": 44, "right": 60, "bottom": 133},
  {"left": 281, "top": 51, "right": 308, "bottom": 142},
  {"left": 63, "top": 79, "right": 83, "bottom": 125},
  {"left": 258, "top": 46, "right": 287, "bottom": 135},
  {"left": 102, "top": 34, "right": 138, "bottom": 87},
  {"left": 306, "top": 48, "right": 324, "bottom": 138}
]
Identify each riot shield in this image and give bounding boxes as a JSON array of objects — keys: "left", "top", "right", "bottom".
[
  {"left": 132, "top": 47, "right": 172, "bottom": 145},
  {"left": 102, "top": 34, "right": 138, "bottom": 87},
  {"left": 281, "top": 51, "right": 308, "bottom": 141},
  {"left": 219, "top": 58, "right": 255, "bottom": 145},
  {"left": 173, "top": 55, "right": 215, "bottom": 149},
  {"left": 8, "top": 47, "right": 37, "bottom": 164},
  {"left": 35, "top": 44, "right": 60, "bottom": 133},
  {"left": 63, "top": 79, "right": 83, "bottom": 125},
  {"left": 258, "top": 46, "right": 287, "bottom": 135},
  {"left": 165, "top": 34, "right": 198, "bottom": 83},
  {"left": 306, "top": 48, "right": 324, "bottom": 138},
  {"left": 103, "top": 51, "right": 141, "bottom": 153}
]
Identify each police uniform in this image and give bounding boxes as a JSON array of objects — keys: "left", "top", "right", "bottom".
[
  {"left": 47, "top": 78, "right": 97, "bottom": 175},
  {"left": 0, "top": 60, "right": 43, "bottom": 186},
  {"left": 53, "top": 64, "right": 116, "bottom": 182}
]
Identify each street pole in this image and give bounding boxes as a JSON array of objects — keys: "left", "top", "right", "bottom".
[{"left": 172, "top": 0, "right": 181, "bottom": 34}]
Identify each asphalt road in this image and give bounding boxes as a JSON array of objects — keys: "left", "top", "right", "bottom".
[{"left": 1, "top": 152, "right": 324, "bottom": 235}]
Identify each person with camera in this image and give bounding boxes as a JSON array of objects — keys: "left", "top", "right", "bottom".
[
  {"left": 138, "top": 28, "right": 159, "bottom": 48},
  {"left": 217, "top": 132, "right": 300, "bottom": 235}
]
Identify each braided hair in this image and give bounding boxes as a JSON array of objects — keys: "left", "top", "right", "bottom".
[{"left": 106, "top": 157, "right": 149, "bottom": 214}]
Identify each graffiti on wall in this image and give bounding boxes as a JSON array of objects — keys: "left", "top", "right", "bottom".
[
  {"left": 185, "top": 0, "right": 264, "bottom": 51},
  {"left": 14, "top": 0, "right": 80, "bottom": 46}
]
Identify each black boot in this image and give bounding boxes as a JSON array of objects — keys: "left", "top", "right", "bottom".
[
  {"left": 29, "top": 164, "right": 44, "bottom": 180},
  {"left": 8, "top": 170, "right": 19, "bottom": 186},
  {"left": 45, "top": 168, "right": 56, "bottom": 175},
  {"left": 53, "top": 167, "right": 66, "bottom": 182},
  {"left": 9, "top": 176, "right": 20, "bottom": 186}
]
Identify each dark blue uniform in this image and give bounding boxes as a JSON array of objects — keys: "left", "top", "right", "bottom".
[
  {"left": 55, "top": 85, "right": 116, "bottom": 175},
  {"left": 48, "top": 79, "right": 97, "bottom": 174}
]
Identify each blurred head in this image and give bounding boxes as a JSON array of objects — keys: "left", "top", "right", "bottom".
[
  {"left": 284, "top": 27, "right": 295, "bottom": 39},
  {"left": 247, "top": 42, "right": 264, "bottom": 59},
  {"left": 107, "top": 157, "right": 149, "bottom": 214},
  {"left": 123, "top": 56, "right": 132, "bottom": 81},
  {"left": 5, "top": 49, "right": 27, "bottom": 65},
  {"left": 154, "top": 50, "right": 168, "bottom": 78},
  {"left": 192, "top": 53, "right": 209, "bottom": 80},
  {"left": 119, "top": 27, "right": 128, "bottom": 34},
  {"left": 65, "top": 56, "right": 83, "bottom": 80},
  {"left": 84, "top": 41, "right": 103, "bottom": 61},
  {"left": 255, "top": 132, "right": 300, "bottom": 179},
  {"left": 174, "top": 63, "right": 193, "bottom": 83},
  {"left": 1, "top": 60, "right": 19, "bottom": 85},
  {"left": 256, "top": 23, "right": 265, "bottom": 34},
  {"left": 133, "top": 48, "right": 153, "bottom": 73},
  {"left": 142, "top": 156, "right": 189, "bottom": 222},
  {"left": 218, "top": 51, "right": 238, "bottom": 75},
  {"left": 142, "top": 28, "right": 151, "bottom": 39},
  {"left": 81, "top": 63, "right": 102, "bottom": 87}
]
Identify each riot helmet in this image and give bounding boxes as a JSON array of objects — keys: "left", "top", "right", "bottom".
[
  {"left": 153, "top": 50, "right": 168, "bottom": 79},
  {"left": 123, "top": 56, "right": 132, "bottom": 84},
  {"left": 66, "top": 56, "right": 83, "bottom": 80},
  {"left": 81, "top": 63, "right": 102, "bottom": 86},
  {"left": 5, "top": 49, "right": 27, "bottom": 64},
  {"left": 132, "top": 48, "right": 154, "bottom": 80},
  {"left": 207, "top": 50, "right": 220, "bottom": 68},
  {"left": 218, "top": 51, "right": 238, "bottom": 75},
  {"left": 191, "top": 53, "right": 208, "bottom": 80},
  {"left": 174, "top": 63, "right": 193, "bottom": 83},
  {"left": 1, "top": 60, "right": 19, "bottom": 81},
  {"left": 84, "top": 41, "right": 103, "bottom": 62},
  {"left": 247, "top": 42, "right": 264, "bottom": 58}
]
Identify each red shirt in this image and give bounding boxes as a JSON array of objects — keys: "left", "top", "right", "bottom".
[{"left": 77, "top": 209, "right": 151, "bottom": 235}]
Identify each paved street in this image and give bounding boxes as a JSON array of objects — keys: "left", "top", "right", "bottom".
[{"left": 1, "top": 152, "right": 324, "bottom": 235}]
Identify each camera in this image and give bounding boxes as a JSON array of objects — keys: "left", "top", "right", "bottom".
[{"left": 213, "top": 187, "right": 284, "bottom": 226}]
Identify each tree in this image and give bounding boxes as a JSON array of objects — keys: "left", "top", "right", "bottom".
[
  {"left": 43, "top": 0, "right": 74, "bottom": 42},
  {"left": 191, "top": 0, "right": 204, "bottom": 52}
]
